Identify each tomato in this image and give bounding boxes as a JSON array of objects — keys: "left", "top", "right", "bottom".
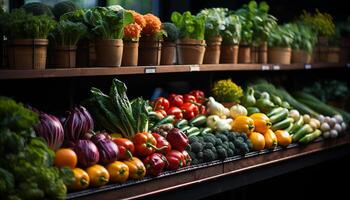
[
  {"left": 106, "top": 161, "right": 129, "bottom": 183},
  {"left": 249, "top": 132, "right": 265, "bottom": 151},
  {"left": 123, "top": 157, "right": 146, "bottom": 179},
  {"left": 54, "top": 148, "right": 77, "bottom": 169},
  {"left": 86, "top": 164, "right": 110, "bottom": 187}
]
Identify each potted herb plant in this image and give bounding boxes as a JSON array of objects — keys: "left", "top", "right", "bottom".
[
  {"left": 50, "top": 20, "right": 87, "bottom": 68},
  {"left": 290, "top": 23, "right": 317, "bottom": 64},
  {"left": 6, "top": 9, "right": 55, "bottom": 69},
  {"left": 122, "top": 10, "right": 145, "bottom": 66},
  {"left": 299, "top": 10, "right": 335, "bottom": 62},
  {"left": 160, "top": 22, "right": 179, "bottom": 65},
  {"left": 87, "top": 7, "right": 133, "bottom": 67},
  {"left": 212, "top": 79, "right": 243, "bottom": 108},
  {"left": 171, "top": 11, "right": 206, "bottom": 64},
  {"left": 327, "top": 28, "right": 340, "bottom": 63},
  {"left": 268, "top": 24, "right": 294, "bottom": 64},
  {"left": 220, "top": 14, "right": 241, "bottom": 64},
  {"left": 235, "top": 11, "right": 253, "bottom": 63},
  {"left": 0, "top": 8, "right": 8, "bottom": 68},
  {"left": 138, "top": 13, "right": 163, "bottom": 66},
  {"left": 338, "top": 17, "right": 350, "bottom": 63},
  {"left": 198, "top": 8, "right": 226, "bottom": 64}
]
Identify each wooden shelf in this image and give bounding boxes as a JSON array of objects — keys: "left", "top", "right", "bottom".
[
  {"left": 67, "top": 134, "right": 350, "bottom": 200},
  {"left": 0, "top": 63, "right": 347, "bottom": 80}
]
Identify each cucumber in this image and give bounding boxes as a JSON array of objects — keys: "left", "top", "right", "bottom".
[
  {"left": 189, "top": 115, "right": 207, "bottom": 127},
  {"left": 185, "top": 127, "right": 200, "bottom": 136},
  {"left": 180, "top": 126, "right": 191, "bottom": 132},
  {"left": 151, "top": 115, "right": 175, "bottom": 130},
  {"left": 271, "top": 117, "right": 293, "bottom": 131},
  {"left": 148, "top": 111, "right": 162, "bottom": 122},
  {"left": 292, "top": 124, "right": 313, "bottom": 142},
  {"left": 267, "top": 107, "right": 284, "bottom": 117},
  {"left": 188, "top": 131, "right": 201, "bottom": 138},
  {"left": 284, "top": 122, "right": 294, "bottom": 132},
  {"left": 200, "top": 127, "right": 212, "bottom": 135},
  {"left": 247, "top": 107, "right": 260, "bottom": 115},
  {"left": 299, "top": 129, "right": 322, "bottom": 144},
  {"left": 174, "top": 119, "right": 189, "bottom": 128},
  {"left": 290, "top": 116, "right": 304, "bottom": 135},
  {"left": 270, "top": 108, "right": 289, "bottom": 124}
]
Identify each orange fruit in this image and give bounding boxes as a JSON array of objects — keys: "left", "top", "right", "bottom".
[
  {"left": 106, "top": 161, "right": 129, "bottom": 183},
  {"left": 250, "top": 113, "right": 272, "bottom": 134},
  {"left": 54, "top": 148, "right": 77, "bottom": 169},
  {"left": 275, "top": 130, "right": 292, "bottom": 147},
  {"left": 249, "top": 132, "right": 265, "bottom": 150},
  {"left": 264, "top": 129, "right": 278, "bottom": 149},
  {"left": 232, "top": 116, "right": 255, "bottom": 135}
]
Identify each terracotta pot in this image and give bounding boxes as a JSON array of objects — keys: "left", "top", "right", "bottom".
[
  {"left": 89, "top": 41, "right": 96, "bottom": 66},
  {"left": 8, "top": 39, "right": 48, "bottom": 69},
  {"left": 160, "top": 41, "right": 176, "bottom": 65},
  {"left": 292, "top": 50, "right": 312, "bottom": 64},
  {"left": 95, "top": 39, "right": 123, "bottom": 67},
  {"left": 53, "top": 45, "right": 76, "bottom": 68},
  {"left": 177, "top": 38, "right": 206, "bottom": 64},
  {"left": 220, "top": 44, "right": 239, "bottom": 64},
  {"left": 203, "top": 36, "right": 222, "bottom": 64},
  {"left": 76, "top": 39, "right": 89, "bottom": 67},
  {"left": 138, "top": 36, "right": 162, "bottom": 66},
  {"left": 238, "top": 45, "right": 251, "bottom": 63},
  {"left": 268, "top": 47, "right": 291, "bottom": 64},
  {"left": 122, "top": 40, "right": 139, "bottom": 66},
  {"left": 327, "top": 47, "right": 340, "bottom": 63},
  {"left": 259, "top": 42, "right": 268, "bottom": 64},
  {"left": 251, "top": 46, "right": 259, "bottom": 63},
  {"left": 340, "top": 37, "right": 350, "bottom": 63},
  {"left": 319, "top": 46, "right": 328, "bottom": 62}
]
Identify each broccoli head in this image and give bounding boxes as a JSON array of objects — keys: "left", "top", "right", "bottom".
[
  {"left": 203, "top": 149, "right": 216, "bottom": 162},
  {"left": 203, "top": 142, "right": 215, "bottom": 150},
  {"left": 203, "top": 135, "right": 216, "bottom": 144},
  {"left": 216, "top": 133, "right": 229, "bottom": 142},
  {"left": 227, "top": 149, "right": 234, "bottom": 157},
  {"left": 189, "top": 135, "right": 200, "bottom": 144},
  {"left": 190, "top": 142, "right": 203, "bottom": 153},
  {"left": 217, "top": 146, "right": 228, "bottom": 160}
]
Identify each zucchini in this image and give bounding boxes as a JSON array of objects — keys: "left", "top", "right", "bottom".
[
  {"left": 148, "top": 111, "right": 162, "bottom": 122},
  {"left": 188, "top": 130, "right": 201, "bottom": 138},
  {"left": 271, "top": 118, "right": 293, "bottom": 131},
  {"left": 299, "top": 129, "right": 322, "bottom": 144},
  {"left": 290, "top": 116, "right": 304, "bottom": 135},
  {"left": 284, "top": 122, "right": 294, "bottom": 132},
  {"left": 267, "top": 107, "right": 284, "bottom": 117},
  {"left": 150, "top": 115, "right": 175, "bottom": 130},
  {"left": 189, "top": 115, "right": 207, "bottom": 127},
  {"left": 200, "top": 127, "right": 212, "bottom": 135},
  {"left": 247, "top": 107, "right": 260, "bottom": 115},
  {"left": 296, "top": 98, "right": 340, "bottom": 117},
  {"left": 292, "top": 124, "right": 313, "bottom": 142},
  {"left": 185, "top": 127, "right": 200, "bottom": 136},
  {"left": 270, "top": 108, "right": 289, "bottom": 124},
  {"left": 180, "top": 126, "right": 191, "bottom": 132},
  {"left": 174, "top": 119, "right": 189, "bottom": 128}
]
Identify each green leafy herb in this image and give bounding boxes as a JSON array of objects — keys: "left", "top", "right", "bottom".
[
  {"left": 197, "top": 8, "right": 227, "bottom": 40},
  {"left": 50, "top": 20, "right": 87, "bottom": 46},
  {"left": 221, "top": 14, "right": 241, "bottom": 45},
  {"left": 268, "top": 24, "right": 294, "bottom": 48},
  {"left": 299, "top": 9, "right": 335, "bottom": 38},
  {"left": 162, "top": 22, "right": 179, "bottom": 42},
  {"left": 290, "top": 23, "right": 317, "bottom": 53},
  {"left": 171, "top": 11, "right": 205, "bottom": 40}
]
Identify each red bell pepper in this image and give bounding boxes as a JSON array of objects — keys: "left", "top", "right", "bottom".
[
  {"left": 166, "top": 150, "right": 185, "bottom": 170},
  {"left": 183, "top": 94, "right": 197, "bottom": 103},
  {"left": 155, "top": 109, "right": 167, "bottom": 119},
  {"left": 113, "top": 138, "right": 135, "bottom": 160},
  {"left": 189, "top": 90, "right": 206, "bottom": 104},
  {"left": 198, "top": 105, "right": 207, "bottom": 115},
  {"left": 166, "top": 107, "right": 183, "bottom": 120},
  {"left": 168, "top": 94, "right": 184, "bottom": 108},
  {"left": 143, "top": 153, "right": 168, "bottom": 176},
  {"left": 154, "top": 97, "right": 170, "bottom": 111},
  {"left": 152, "top": 133, "right": 171, "bottom": 154},
  {"left": 181, "top": 102, "right": 199, "bottom": 120},
  {"left": 133, "top": 132, "right": 159, "bottom": 157},
  {"left": 181, "top": 150, "right": 192, "bottom": 166},
  {"left": 166, "top": 128, "right": 189, "bottom": 152}
]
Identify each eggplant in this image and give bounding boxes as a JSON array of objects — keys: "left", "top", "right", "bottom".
[
  {"left": 75, "top": 140, "right": 99, "bottom": 167},
  {"left": 63, "top": 105, "right": 94, "bottom": 143},
  {"left": 35, "top": 112, "right": 64, "bottom": 150}
]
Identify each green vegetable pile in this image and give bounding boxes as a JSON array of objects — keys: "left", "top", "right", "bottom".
[
  {"left": 302, "top": 80, "right": 349, "bottom": 103},
  {"left": 0, "top": 97, "right": 73, "bottom": 200},
  {"left": 84, "top": 78, "right": 149, "bottom": 139},
  {"left": 188, "top": 132, "right": 252, "bottom": 164}
]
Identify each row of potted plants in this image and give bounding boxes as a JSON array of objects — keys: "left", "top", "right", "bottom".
[{"left": 0, "top": 1, "right": 349, "bottom": 69}]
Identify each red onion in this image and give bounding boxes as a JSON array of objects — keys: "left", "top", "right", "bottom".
[
  {"left": 75, "top": 140, "right": 99, "bottom": 167},
  {"left": 94, "top": 139, "right": 119, "bottom": 164},
  {"left": 35, "top": 112, "right": 64, "bottom": 150},
  {"left": 63, "top": 106, "right": 94, "bottom": 143}
]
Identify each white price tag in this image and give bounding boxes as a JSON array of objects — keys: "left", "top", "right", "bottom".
[
  {"left": 261, "top": 65, "right": 270, "bottom": 70},
  {"left": 273, "top": 65, "right": 280, "bottom": 70},
  {"left": 144, "top": 67, "right": 156, "bottom": 74},
  {"left": 305, "top": 64, "right": 312, "bottom": 69},
  {"left": 189, "top": 65, "right": 200, "bottom": 72}
]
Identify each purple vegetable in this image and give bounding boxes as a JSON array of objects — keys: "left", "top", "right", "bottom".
[
  {"left": 64, "top": 106, "right": 94, "bottom": 143},
  {"left": 35, "top": 112, "right": 64, "bottom": 150},
  {"left": 75, "top": 140, "right": 100, "bottom": 167},
  {"left": 90, "top": 132, "right": 112, "bottom": 143},
  {"left": 94, "top": 139, "right": 119, "bottom": 164}
]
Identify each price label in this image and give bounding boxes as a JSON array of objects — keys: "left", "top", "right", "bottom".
[
  {"left": 189, "top": 65, "right": 200, "bottom": 72},
  {"left": 305, "top": 64, "right": 312, "bottom": 69},
  {"left": 144, "top": 67, "right": 156, "bottom": 74},
  {"left": 261, "top": 65, "right": 270, "bottom": 70},
  {"left": 273, "top": 65, "right": 280, "bottom": 70}
]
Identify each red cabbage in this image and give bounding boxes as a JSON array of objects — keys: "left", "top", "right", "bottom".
[
  {"left": 94, "top": 139, "right": 119, "bottom": 164},
  {"left": 64, "top": 106, "right": 94, "bottom": 143},
  {"left": 35, "top": 112, "right": 64, "bottom": 150},
  {"left": 75, "top": 140, "right": 99, "bottom": 167}
]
